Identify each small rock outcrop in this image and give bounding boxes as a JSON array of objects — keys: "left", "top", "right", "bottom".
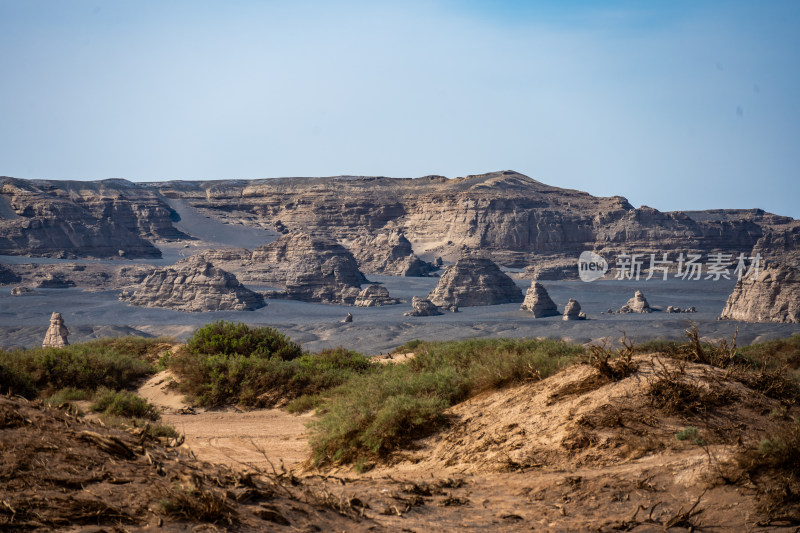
[
  {"left": 719, "top": 264, "right": 800, "bottom": 323},
  {"left": 120, "top": 256, "right": 265, "bottom": 312},
  {"left": 618, "top": 290, "right": 652, "bottom": 313},
  {"left": 42, "top": 312, "right": 69, "bottom": 347},
  {"left": 248, "top": 232, "right": 368, "bottom": 304},
  {"left": 428, "top": 256, "right": 523, "bottom": 308},
  {"left": 11, "top": 286, "right": 34, "bottom": 296},
  {"left": 666, "top": 306, "right": 697, "bottom": 314},
  {"left": 349, "top": 231, "right": 437, "bottom": 276},
  {"left": 354, "top": 284, "right": 400, "bottom": 307},
  {"left": 520, "top": 282, "right": 559, "bottom": 317},
  {"left": 562, "top": 298, "right": 586, "bottom": 321},
  {"left": 403, "top": 297, "right": 442, "bottom": 317},
  {"left": 0, "top": 264, "right": 21, "bottom": 285},
  {"left": 34, "top": 273, "right": 76, "bottom": 289}
]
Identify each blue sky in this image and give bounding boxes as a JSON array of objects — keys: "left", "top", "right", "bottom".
[{"left": 1, "top": 1, "right": 798, "bottom": 218}]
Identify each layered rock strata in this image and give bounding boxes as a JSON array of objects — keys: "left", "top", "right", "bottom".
[
  {"left": 562, "top": 298, "right": 586, "bottom": 321},
  {"left": 42, "top": 312, "right": 69, "bottom": 347},
  {"left": 520, "top": 282, "right": 559, "bottom": 317},
  {"left": 349, "top": 231, "right": 437, "bottom": 276},
  {"left": 0, "top": 178, "right": 186, "bottom": 258},
  {"left": 403, "top": 297, "right": 442, "bottom": 317},
  {"left": 120, "top": 256, "right": 264, "bottom": 312},
  {"left": 247, "top": 232, "right": 368, "bottom": 304},
  {"left": 428, "top": 257, "right": 523, "bottom": 308},
  {"left": 719, "top": 264, "right": 800, "bottom": 323},
  {"left": 353, "top": 285, "right": 400, "bottom": 307}
]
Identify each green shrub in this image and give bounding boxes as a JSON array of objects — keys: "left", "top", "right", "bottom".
[
  {"left": 0, "top": 342, "right": 153, "bottom": 396},
  {"left": 171, "top": 332, "right": 373, "bottom": 408},
  {"left": 309, "top": 337, "right": 583, "bottom": 466},
  {"left": 186, "top": 321, "right": 303, "bottom": 361},
  {"left": 0, "top": 360, "right": 37, "bottom": 399},
  {"left": 86, "top": 336, "right": 174, "bottom": 363},
  {"left": 91, "top": 388, "right": 159, "bottom": 420},
  {"left": 675, "top": 426, "right": 705, "bottom": 445},
  {"left": 46, "top": 387, "right": 93, "bottom": 406}
]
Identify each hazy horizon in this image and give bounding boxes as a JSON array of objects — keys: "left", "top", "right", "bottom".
[{"left": 1, "top": 1, "right": 798, "bottom": 218}]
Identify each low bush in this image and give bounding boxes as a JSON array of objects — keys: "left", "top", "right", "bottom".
[
  {"left": 171, "top": 332, "right": 373, "bottom": 408},
  {"left": 86, "top": 336, "right": 174, "bottom": 364},
  {"left": 0, "top": 360, "right": 37, "bottom": 399},
  {"left": 309, "top": 337, "right": 583, "bottom": 467},
  {"left": 46, "top": 387, "right": 93, "bottom": 407},
  {"left": 186, "top": 321, "right": 303, "bottom": 361},
  {"left": 734, "top": 417, "right": 800, "bottom": 521},
  {"left": 0, "top": 342, "right": 154, "bottom": 397},
  {"left": 91, "top": 388, "right": 159, "bottom": 420}
]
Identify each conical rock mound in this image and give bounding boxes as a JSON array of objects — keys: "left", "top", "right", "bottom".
[
  {"left": 120, "top": 255, "right": 264, "bottom": 312},
  {"left": 428, "top": 256, "right": 523, "bottom": 308},
  {"left": 520, "top": 281, "right": 559, "bottom": 317}
]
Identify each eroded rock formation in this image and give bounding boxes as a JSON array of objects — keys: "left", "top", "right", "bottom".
[
  {"left": 354, "top": 285, "right": 400, "bottom": 307},
  {"left": 349, "top": 231, "right": 437, "bottom": 276},
  {"left": 11, "top": 286, "right": 34, "bottom": 296},
  {"left": 0, "top": 264, "right": 21, "bottom": 285},
  {"left": 147, "top": 171, "right": 797, "bottom": 268},
  {"left": 403, "top": 297, "right": 442, "bottom": 317},
  {"left": 247, "top": 232, "right": 368, "bottom": 304},
  {"left": 720, "top": 264, "right": 800, "bottom": 323},
  {"left": 618, "top": 290, "right": 652, "bottom": 313},
  {"left": 0, "top": 178, "right": 186, "bottom": 258},
  {"left": 520, "top": 282, "right": 559, "bottom": 318},
  {"left": 428, "top": 256, "right": 523, "bottom": 308},
  {"left": 34, "top": 273, "right": 76, "bottom": 289},
  {"left": 562, "top": 299, "right": 586, "bottom": 321},
  {"left": 3, "top": 172, "right": 798, "bottom": 271},
  {"left": 42, "top": 312, "right": 69, "bottom": 347},
  {"left": 120, "top": 256, "right": 264, "bottom": 312}
]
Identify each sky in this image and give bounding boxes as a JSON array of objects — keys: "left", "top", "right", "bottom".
[{"left": 1, "top": 0, "right": 798, "bottom": 218}]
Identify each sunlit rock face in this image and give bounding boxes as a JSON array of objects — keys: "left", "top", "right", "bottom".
[
  {"left": 720, "top": 264, "right": 800, "bottom": 324},
  {"left": 520, "top": 282, "right": 559, "bottom": 318},
  {"left": 248, "top": 232, "right": 368, "bottom": 305},
  {"left": 428, "top": 256, "right": 523, "bottom": 308},
  {"left": 120, "top": 256, "right": 265, "bottom": 312}
]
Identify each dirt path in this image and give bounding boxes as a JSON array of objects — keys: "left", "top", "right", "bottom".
[{"left": 138, "top": 371, "right": 313, "bottom": 471}]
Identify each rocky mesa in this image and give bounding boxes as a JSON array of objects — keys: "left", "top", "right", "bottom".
[{"left": 120, "top": 255, "right": 265, "bottom": 312}]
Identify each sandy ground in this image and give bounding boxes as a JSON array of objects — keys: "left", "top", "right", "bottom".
[
  {"left": 131, "top": 356, "right": 800, "bottom": 531},
  {"left": 138, "top": 371, "right": 313, "bottom": 471}
]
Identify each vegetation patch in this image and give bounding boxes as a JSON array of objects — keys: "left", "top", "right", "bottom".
[
  {"left": 0, "top": 339, "right": 157, "bottom": 397},
  {"left": 91, "top": 388, "right": 159, "bottom": 420},
  {"left": 733, "top": 417, "right": 800, "bottom": 523},
  {"left": 170, "top": 322, "right": 372, "bottom": 408},
  {"left": 308, "top": 337, "right": 583, "bottom": 467}
]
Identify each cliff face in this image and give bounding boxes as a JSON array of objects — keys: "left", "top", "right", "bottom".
[
  {"left": 148, "top": 171, "right": 791, "bottom": 268},
  {"left": 2, "top": 172, "right": 796, "bottom": 268},
  {"left": 0, "top": 178, "right": 186, "bottom": 259},
  {"left": 348, "top": 231, "right": 437, "bottom": 276},
  {"left": 719, "top": 264, "right": 800, "bottom": 324}
]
